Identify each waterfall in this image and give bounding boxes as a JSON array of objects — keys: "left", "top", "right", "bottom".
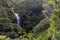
[{"left": 11, "top": 7, "right": 20, "bottom": 26}]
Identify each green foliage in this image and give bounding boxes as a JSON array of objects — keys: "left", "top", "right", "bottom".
[
  {"left": 0, "top": 35, "right": 10, "bottom": 40},
  {"left": 0, "top": 0, "right": 60, "bottom": 40},
  {"left": 35, "top": 0, "right": 60, "bottom": 40},
  {"left": 0, "top": 35, "right": 6, "bottom": 40}
]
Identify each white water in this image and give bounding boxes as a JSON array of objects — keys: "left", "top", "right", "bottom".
[{"left": 11, "top": 7, "right": 20, "bottom": 26}]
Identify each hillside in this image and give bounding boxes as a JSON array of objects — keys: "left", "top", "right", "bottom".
[{"left": 0, "top": 0, "right": 60, "bottom": 40}]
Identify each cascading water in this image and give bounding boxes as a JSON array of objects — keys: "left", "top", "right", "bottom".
[{"left": 11, "top": 7, "right": 20, "bottom": 26}]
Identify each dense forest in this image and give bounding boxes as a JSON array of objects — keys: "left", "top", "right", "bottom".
[{"left": 0, "top": 0, "right": 60, "bottom": 40}]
